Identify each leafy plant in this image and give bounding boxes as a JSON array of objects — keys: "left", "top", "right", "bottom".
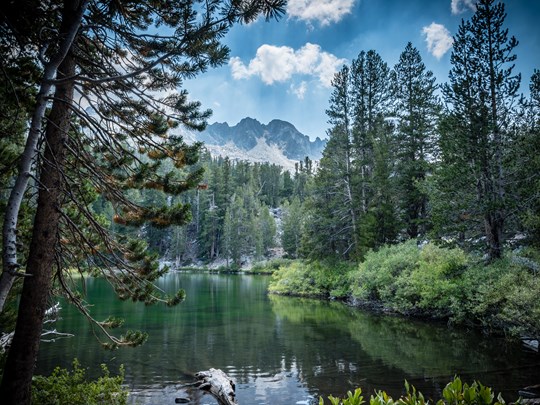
[
  {"left": 319, "top": 378, "right": 507, "bottom": 405},
  {"left": 31, "top": 359, "right": 128, "bottom": 405},
  {"left": 438, "top": 377, "right": 505, "bottom": 405},
  {"left": 269, "top": 260, "right": 354, "bottom": 298},
  {"left": 321, "top": 388, "right": 365, "bottom": 405}
]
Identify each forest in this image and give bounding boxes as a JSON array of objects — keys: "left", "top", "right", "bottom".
[
  {"left": 116, "top": 4, "right": 540, "bottom": 267},
  {"left": 0, "top": 0, "right": 539, "bottom": 404},
  {"left": 87, "top": 0, "right": 540, "bottom": 345}
]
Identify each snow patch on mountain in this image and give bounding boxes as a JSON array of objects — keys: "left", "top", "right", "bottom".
[
  {"left": 174, "top": 117, "right": 326, "bottom": 169},
  {"left": 204, "top": 138, "right": 298, "bottom": 171}
]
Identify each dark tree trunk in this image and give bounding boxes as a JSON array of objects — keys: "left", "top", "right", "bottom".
[
  {"left": 0, "top": 52, "right": 75, "bottom": 404},
  {"left": 486, "top": 212, "right": 504, "bottom": 261}
]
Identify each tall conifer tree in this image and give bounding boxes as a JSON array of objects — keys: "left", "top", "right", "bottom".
[
  {"left": 350, "top": 50, "right": 397, "bottom": 252},
  {"left": 0, "top": 1, "right": 285, "bottom": 402},
  {"left": 392, "top": 42, "right": 440, "bottom": 238},
  {"left": 307, "top": 66, "right": 359, "bottom": 258},
  {"left": 436, "top": 0, "right": 519, "bottom": 259}
]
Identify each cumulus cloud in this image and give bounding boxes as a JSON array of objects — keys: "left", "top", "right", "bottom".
[
  {"left": 422, "top": 23, "right": 454, "bottom": 59},
  {"left": 451, "top": 0, "right": 476, "bottom": 15},
  {"left": 287, "top": 0, "right": 356, "bottom": 26},
  {"left": 229, "top": 43, "right": 346, "bottom": 88}
]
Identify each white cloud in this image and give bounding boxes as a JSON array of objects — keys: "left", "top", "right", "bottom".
[
  {"left": 451, "top": 0, "right": 476, "bottom": 15},
  {"left": 229, "top": 43, "right": 346, "bottom": 88},
  {"left": 290, "top": 81, "right": 308, "bottom": 99},
  {"left": 422, "top": 23, "right": 454, "bottom": 60},
  {"left": 287, "top": 0, "right": 356, "bottom": 26}
]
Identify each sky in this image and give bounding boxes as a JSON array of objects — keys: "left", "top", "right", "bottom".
[{"left": 185, "top": 0, "right": 540, "bottom": 141}]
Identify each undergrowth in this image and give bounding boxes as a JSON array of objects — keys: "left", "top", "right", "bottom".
[
  {"left": 31, "top": 359, "right": 128, "bottom": 405},
  {"left": 320, "top": 377, "right": 509, "bottom": 405},
  {"left": 269, "top": 240, "right": 540, "bottom": 337}
]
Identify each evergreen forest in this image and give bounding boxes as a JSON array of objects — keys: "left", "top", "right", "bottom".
[
  {"left": 0, "top": 0, "right": 539, "bottom": 404},
  {"left": 106, "top": 7, "right": 540, "bottom": 268}
]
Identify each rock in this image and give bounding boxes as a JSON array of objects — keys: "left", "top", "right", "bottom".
[
  {"left": 520, "top": 384, "right": 540, "bottom": 399},
  {"left": 194, "top": 368, "right": 237, "bottom": 405},
  {"left": 175, "top": 396, "right": 190, "bottom": 403},
  {"left": 522, "top": 339, "right": 539, "bottom": 352},
  {"left": 521, "top": 399, "right": 540, "bottom": 405}
]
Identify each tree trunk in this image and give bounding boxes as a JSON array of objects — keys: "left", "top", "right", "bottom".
[
  {"left": 0, "top": 52, "right": 76, "bottom": 404},
  {"left": 0, "top": 83, "right": 51, "bottom": 311},
  {"left": 0, "top": 0, "right": 88, "bottom": 313},
  {"left": 344, "top": 144, "right": 359, "bottom": 256},
  {"left": 485, "top": 212, "right": 504, "bottom": 260}
]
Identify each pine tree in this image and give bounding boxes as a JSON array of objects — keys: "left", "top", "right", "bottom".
[
  {"left": 0, "top": 1, "right": 286, "bottom": 402},
  {"left": 281, "top": 170, "right": 294, "bottom": 201},
  {"left": 512, "top": 70, "right": 540, "bottom": 246},
  {"left": 281, "top": 197, "right": 304, "bottom": 258},
  {"left": 223, "top": 193, "right": 247, "bottom": 267},
  {"left": 303, "top": 63, "right": 364, "bottom": 259},
  {"left": 293, "top": 161, "right": 311, "bottom": 202},
  {"left": 350, "top": 50, "right": 392, "bottom": 218},
  {"left": 437, "top": 0, "right": 520, "bottom": 259},
  {"left": 323, "top": 66, "right": 359, "bottom": 256},
  {"left": 255, "top": 205, "right": 276, "bottom": 259},
  {"left": 392, "top": 42, "right": 441, "bottom": 238},
  {"left": 366, "top": 117, "right": 400, "bottom": 247},
  {"left": 259, "top": 163, "right": 283, "bottom": 207},
  {"left": 306, "top": 127, "right": 357, "bottom": 258}
]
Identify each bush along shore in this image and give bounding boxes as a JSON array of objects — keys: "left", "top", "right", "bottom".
[{"left": 268, "top": 240, "right": 540, "bottom": 340}]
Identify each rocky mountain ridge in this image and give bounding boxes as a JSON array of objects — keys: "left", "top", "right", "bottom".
[{"left": 183, "top": 117, "right": 326, "bottom": 169}]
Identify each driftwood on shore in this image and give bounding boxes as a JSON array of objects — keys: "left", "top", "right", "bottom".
[{"left": 193, "top": 368, "right": 237, "bottom": 405}]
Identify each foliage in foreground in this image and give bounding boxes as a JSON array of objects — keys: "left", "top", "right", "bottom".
[
  {"left": 320, "top": 377, "right": 508, "bottom": 405},
  {"left": 31, "top": 359, "right": 127, "bottom": 405}
]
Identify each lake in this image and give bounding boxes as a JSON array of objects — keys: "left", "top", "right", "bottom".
[{"left": 36, "top": 272, "right": 540, "bottom": 404}]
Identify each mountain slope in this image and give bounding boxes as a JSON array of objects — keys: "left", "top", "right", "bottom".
[{"left": 191, "top": 118, "right": 326, "bottom": 168}]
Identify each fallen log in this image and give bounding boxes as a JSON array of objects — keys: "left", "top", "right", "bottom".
[{"left": 193, "top": 368, "right": 237, "bottom": 405}]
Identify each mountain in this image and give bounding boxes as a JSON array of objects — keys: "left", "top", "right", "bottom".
[{"left": 183, "top": 117, "right": 326, "bottom": 170}]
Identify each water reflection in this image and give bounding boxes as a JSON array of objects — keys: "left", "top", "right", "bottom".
[
  {"left": 268, "top": 295, "right": 540, "bottom": 400},
  {"left": 35, "top": 273, "right": 539, "bottom": 404}
]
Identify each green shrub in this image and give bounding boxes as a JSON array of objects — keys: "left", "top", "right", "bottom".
[
  {"left": 273, "top": 241, "right": 540, "bottom": 337},
  {"left": 350, "top": 241, "right": 540, "bottom": 336},
  {"left": 437, "top": 377, "right": 505, "bottom": 405},
  {"left": 319, "top": 377, "right": 506, "bottom": 405},
  {"left": 311, "top": 261, "right": 354, "bottom": 299},
  {"left": 393, "top": 244, "right": 468, "bottom": 316},
  {"left": 464, "top": 259, "right": 540, "bottom": 336},
  {"left": 31, "top": 359, "right": 128, "bottom": 405},
  {"left": 249, "top": 258, "right": 294, "bottom": 274},
  {"left": 269, "top": 261, "right": 324, "bottom": 297},
  {"left": 321, "top": 388, "right": 364, "bottom": 405},
  {"left": 268, "top": 260, "right": 354, "bottom": 299},
  {"left": 352, "top": 242, "right": 472, "bottom": 317},
  {"left": 351, "top": 240, "right": 420, "bottom": 303}
]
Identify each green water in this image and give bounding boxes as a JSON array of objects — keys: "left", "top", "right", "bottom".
[{"left": 36, "top": 272, "right": 539, "bottom": 404}]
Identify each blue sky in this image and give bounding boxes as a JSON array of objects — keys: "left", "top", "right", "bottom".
[{"left": 186, "top": 0, "right": 540, "bottom": 140}]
